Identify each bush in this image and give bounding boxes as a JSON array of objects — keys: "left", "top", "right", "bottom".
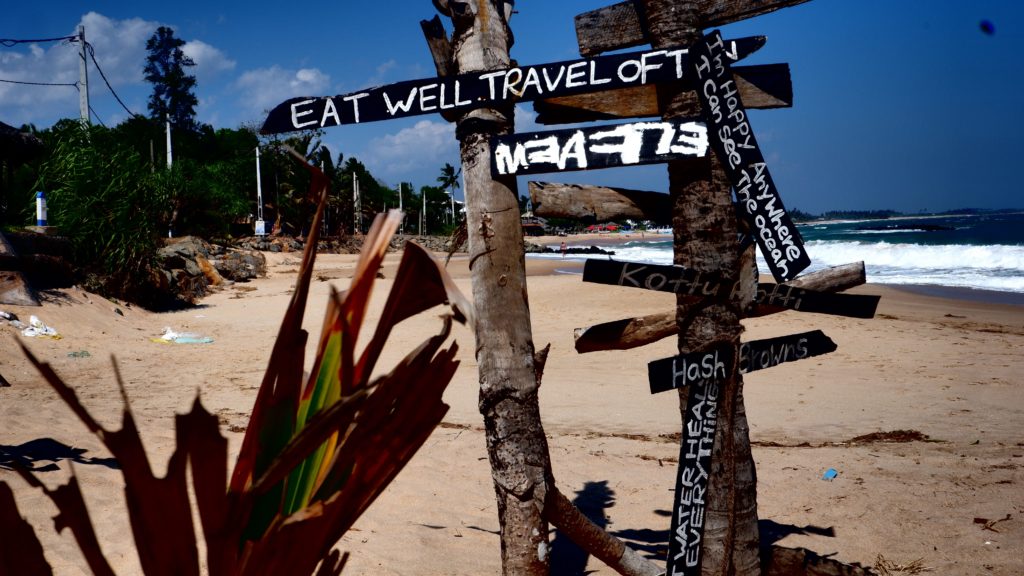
[{"left": 35, "top": 122, "right": 170, "bottom": 296}]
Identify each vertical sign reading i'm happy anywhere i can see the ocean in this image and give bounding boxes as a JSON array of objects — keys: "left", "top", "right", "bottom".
[{"left": 692, "top": 30, "right": 810, "bottom": 283}]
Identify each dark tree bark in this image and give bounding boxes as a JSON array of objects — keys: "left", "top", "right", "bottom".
[
  {"left": 638, "top": 1, "right": 762, "bottom": 574},
  {"left": 439, "top": 2, "right": 554, "bottom": 574}
]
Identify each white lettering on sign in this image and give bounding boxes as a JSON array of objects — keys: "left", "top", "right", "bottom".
[
  {"left": 290, "top": 99, "right": 318, "bottom": 129},
  {"left": 692, "top": 30, "right": 809, "bottom": 283},
  {"left": 669, "top": 378, "right": 718, "bottom": 574},
  {"left": 492, "top": 121, "right": 708, "bottom": 176},
  {"left": 343, "top": 93, "right": 369, "bottom": 123},
  {"left": 265, "top": 45, "right": 704, "bottom": 134},
  {"left": 671, "top": 351, "right": 727, "bottom": 390},
  {"left": 739, "top": 337, "right": 809, "bottom": 373}
]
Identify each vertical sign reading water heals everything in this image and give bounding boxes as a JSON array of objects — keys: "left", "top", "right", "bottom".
[
  {"left": 666, "top": 373, "right": 720, "bottom": 575},
  {"left": 692, "top": 31, "right": 810, "bottom": 283}
]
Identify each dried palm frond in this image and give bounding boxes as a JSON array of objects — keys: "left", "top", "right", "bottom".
[
  {"left": 874, "top": 554, "right": 932, "bottom": 575},
  {"left": 1, "top": 149, "right": 472, "bottom": 575}
]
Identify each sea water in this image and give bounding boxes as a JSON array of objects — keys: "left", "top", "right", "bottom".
[{"left": 531, "top": 212, "right": 1024, "bottom": 295}]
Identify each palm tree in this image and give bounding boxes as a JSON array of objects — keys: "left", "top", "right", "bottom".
[{"left": 437, "top": 162, "right": 460, "bottom": 226}]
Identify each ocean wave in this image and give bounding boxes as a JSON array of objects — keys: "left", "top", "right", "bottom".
[
  {"left": 530, "top": 239, "right": 1024, "bottom": 293},
  {"left": 788, "top": 241, "right": 1024, "bottom": 293}
]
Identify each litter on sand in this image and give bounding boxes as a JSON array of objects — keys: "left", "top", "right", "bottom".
[
  {"left": 822, "top": 468, "right": 838, "bottom": 481},
  {"left": 153, "top": 326, "right": 214, "bottom": 344},
  {"left": 22, "top": 315, "right": 61, "bottom": 339}
]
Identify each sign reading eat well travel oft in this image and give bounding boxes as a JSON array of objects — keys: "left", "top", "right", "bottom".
[
  {"left": 491, "top": 120, "right": 709, "bottom": 176},
  {"left": 692, "top": 31, "right": 810, "bottom": 283},
  {"left": 260, "top": 37, "right": 767, "bottom": 134}
]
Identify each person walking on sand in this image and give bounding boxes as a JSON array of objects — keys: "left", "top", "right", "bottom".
[{"left": 560, "top": 241, "right": 567, "bottom": 257}]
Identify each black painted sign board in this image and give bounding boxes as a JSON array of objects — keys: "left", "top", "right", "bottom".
[
  {"left": 648, "top": 348, "right": 733, "bottom": 394},
  {"left": 583, "top": 259, "right": 880, "bottom": 319},
  {"left": 740, "top": 329, "right": 837, "bottom": 374},
  {"left": 261, "top": 37, "right": 765, "bottom": 134},
  {"left": 666, "top": 372, "right": 719, "bottom": 575},
  {"left": 692, "top": 31, "right": 811, "bottom": 283},
  {"left": 491, "top": 120, "right": 708, "bottom": 176},
  {"left": 648, "top": 330, "right": 837, "bottom": 394}
]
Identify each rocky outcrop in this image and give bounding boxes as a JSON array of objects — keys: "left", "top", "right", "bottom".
[{"left": 155, "top": 236, "right": 267, "bottom": 304}]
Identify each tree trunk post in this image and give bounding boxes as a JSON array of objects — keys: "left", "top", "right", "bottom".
[
  {"left": 637, "top": 1, "right": 762, "bottom": 574},
  {"left": 441, "top": 2, "right": 554, "bottom": 574}
]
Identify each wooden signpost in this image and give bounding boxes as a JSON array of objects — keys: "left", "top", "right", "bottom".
[
  {"left": 573, "top": 0, "right": 811, "bottom": 57},
  {"left": 573, "top": 261, "right": 868, "bottom": 353},
  {"left": 692, "top": 31, "right": 809, "bottom": 282},
  {"left": 582, "top": 259, "right": 880, "bottom": 319},
  {"left": 491, "top": 120, "right": 708, "bottom": 176},
  {"left": 648, "top": 330, "right": 837, "bottom": 394},
  {"left": 260, "top": 37, "right": 765, "bottom": 135},
  {"left": 257, "top": 3, "right": 875, "bottom": 572},
  {"left": 534, "top": 63, "right": 793, "bottom": 125}
]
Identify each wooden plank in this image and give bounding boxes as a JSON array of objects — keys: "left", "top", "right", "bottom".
[
  {"left": 692, "top": 31, "right": 809, "bottom": 282},
  {"left": 265, "top": 39, "right": 751, "bottom": 134},
  {"left": 491, "top": 120, "right": 708, "bottom": 177},
  {"left": 738, "top": 329, "right": 837, "bottom": 374},
  {"left": 573, "top": 262, "right": 866, "bottom": 353},
  {"left": 582, "top": 259, "right": 879, "bottom": 318},
  {"left": 665, "top": 365, "right": 720, "bottom": 573},
  {"left": 648, "top": 347, "right": 731, "bottom": 394},
  {"left": 528, "top": 181, "right": 670, "bottom": 222},
  {"left": 420, "top": 15, "right": 454, "bottom": 77},
  {"left": 647, "top": 330, "right": 836, "bottom": 393},
  {"left": 419, "top": 15, "right": 460, "bottom": 123},
  {"left": 575, "top": 0, "right": 811, "bottom": 56},
  {"left": 534, "top": 63, "right": 791, "bottom": 125}
]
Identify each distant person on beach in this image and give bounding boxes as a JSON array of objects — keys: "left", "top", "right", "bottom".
[{"left": 560, "top": 241, "right": 567, "bottom": 257}]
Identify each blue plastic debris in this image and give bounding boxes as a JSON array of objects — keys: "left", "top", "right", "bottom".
[{"left": 822, "top": 468, "right": 838, "bottom": 481}]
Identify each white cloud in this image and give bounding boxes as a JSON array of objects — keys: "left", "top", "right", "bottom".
[
  {"left": 234, "top": 66, "right": 331, "bottom": 116},
  {"left": 0, "top": 12, "right": 234, "bottom": 127},
  {"left": 365, "top": 59, "right": 397, "bottom": 87},
  {"left": 359, "top": 119, "right": 458, "bottom": 180},
  {"left": 183, "top": 39, "right": 235, "bottom": 79},
  {"left": 0, "top": 14, "right": 126, "bottom": 124}
]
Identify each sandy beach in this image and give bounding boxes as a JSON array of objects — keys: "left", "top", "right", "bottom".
[{"left": 1, "top": 240, "right": 1022, "bottom": 575}]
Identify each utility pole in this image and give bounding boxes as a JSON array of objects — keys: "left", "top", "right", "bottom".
[
  {"left": 398, "top": 182, "right": 404, "bottom": 233},
  {"left": 421, "top": 186, "right": 426, "bottom": 235},
  {"left": 77, "top": 25, "right": 90, "bottom": 125},
  {"left": 352, "top": 172, "right": 361, "bottom": 234},
  {"left": 165, "top": 118, "right": 173, "bottom": 169},
  {"left": 255, "top": 147, "right": 266, "bottom": 236}
]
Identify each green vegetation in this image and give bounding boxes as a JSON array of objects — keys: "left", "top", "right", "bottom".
[
  {"left": 0, "top": 29, "right": 463, "bottom": 309},
  {"left": 144, "top": 26, "right": 199, "bottom": 132}
]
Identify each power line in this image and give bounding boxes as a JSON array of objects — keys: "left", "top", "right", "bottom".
[
  {"left": 0, "top": 77, "right": 78, "bottom": 88},
  {"left": 89, "top": 104, "right": 106, "bottom": 127},
  {"left": 0, "top": 35, "right": 77, "bottom": 47},
  {"left": 85, "top": 41, "right": 140, "bottom": 119}
]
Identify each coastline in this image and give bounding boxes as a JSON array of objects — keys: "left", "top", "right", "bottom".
[
  {"left": 528, "top": 232, "right": 1024, "bottom": 307},
  {"left": 1, "top": 247, "right": 1021, "bottom": 574}
]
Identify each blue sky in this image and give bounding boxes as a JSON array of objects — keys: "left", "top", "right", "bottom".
[{"left": 2, "top": 1, "right": 1021, "bottom": 214}]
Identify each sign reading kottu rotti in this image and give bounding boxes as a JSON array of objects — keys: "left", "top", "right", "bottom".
[
  {"left": 260, "top": 37, "right": 766, "bottom": 134},
  {"left": 582, "top": 259, "right": 880, "bottom": 319},
  {"left": 692, "top": 31, "right": 811, "bottom": 283}
]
